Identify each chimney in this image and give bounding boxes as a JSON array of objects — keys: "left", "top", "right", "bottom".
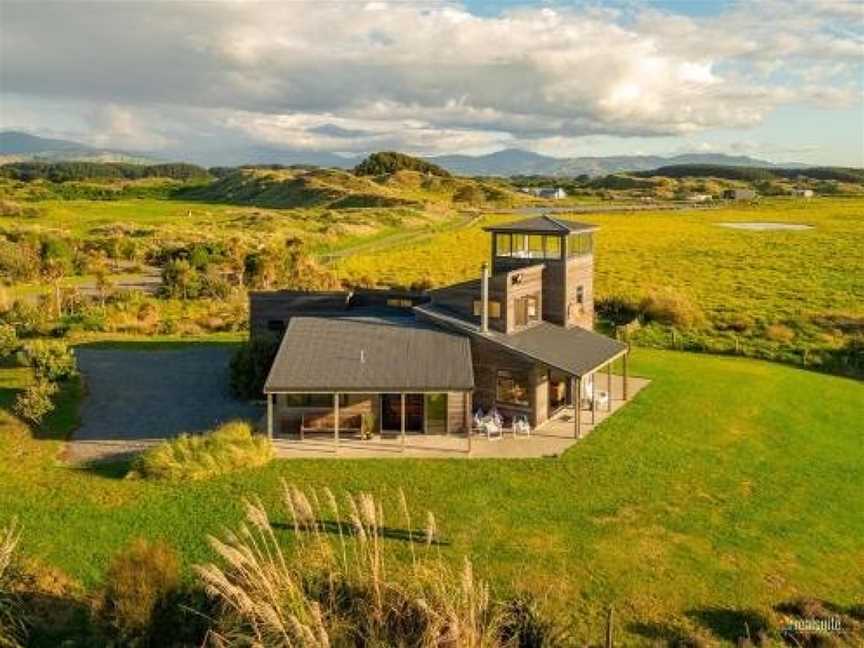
[{"left": 480, "top": 262, "right": 489, "bottom": 333}]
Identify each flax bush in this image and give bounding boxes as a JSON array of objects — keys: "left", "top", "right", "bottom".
[
  {"left": 129, "top": 420, "right": 273, "bottom": 481},
  {"left": 196, "top": 485, "right": 564, "bottom": 647}
]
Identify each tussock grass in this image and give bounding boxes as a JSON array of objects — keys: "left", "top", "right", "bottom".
[
  {"left": 196, "top": 485, "right": 555, "bottom": 647},
  {"left": 0, "top": 520, "right": 25, "bottom": 648},
  {"left": 129, "top": 420, "right": 273, "bottom": 481}
]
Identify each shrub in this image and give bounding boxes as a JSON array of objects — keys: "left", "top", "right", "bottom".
[
  {"left": 765, "top": 323, "right": 796, "bottom": 343},
  {"left": 13, "top": 380, "right": 57, "bottom": 425},
  {"left": 129, "top": 420, "right": 273, "bottom": 481},
  {"left": 596, "top": 295, "right": 641, "bottom": 325},
  {"left": 20, "top": 340, "right": 76, "bottom": 381},
  {"left": 639, "top": 291, "right": 703, "bottom": 328},
  {"left": 0, "top": 520, "right": 26, "bottom": 648},
  {"left": 230, "top": 335, "right": 280, "bottom": 399},
  {"left": 97, "top": 538, "right": 180, "bottom": 644},
  {"left": 0, "top": 324, "right": 18, "bottom": 359}
]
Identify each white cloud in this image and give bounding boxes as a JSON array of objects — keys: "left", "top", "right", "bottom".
[{"left": 0, "top": 0, "right": 860, "bottom": 158}]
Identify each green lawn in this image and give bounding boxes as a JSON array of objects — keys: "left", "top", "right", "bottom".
[{"left": 0, "top": 345, "right": 861, "bottom": 644}]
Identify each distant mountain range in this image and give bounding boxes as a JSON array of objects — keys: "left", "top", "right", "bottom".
[
  {"left": 426, "top": 148, "right": 809, "bottom": 176},
  {"left": 1, "top": 131, "right": 810, "bottom": 176},
  {"left": 0, "top": 131, "right": 156, "bottom": 164}
]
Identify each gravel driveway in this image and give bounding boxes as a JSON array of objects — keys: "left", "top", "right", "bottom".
[{"left": 68, "top": 346, "right": 262, "bottom": 463}]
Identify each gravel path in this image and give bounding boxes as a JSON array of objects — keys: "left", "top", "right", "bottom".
[{"left": 67, "top": 346, "right": 262, "bottom": 463}]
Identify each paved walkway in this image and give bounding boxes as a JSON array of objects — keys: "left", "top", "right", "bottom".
[
  {"left": 67, "top": 347, "right": 262, "bottom": 463},
  {"left": 272, "top": 375, "right": 649, "bottom": 459}
]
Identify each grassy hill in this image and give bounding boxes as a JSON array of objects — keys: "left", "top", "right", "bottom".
[
  {"left": 179, "top": 166, "right": 529, "bottom": 210},
  {"left": 1, "top": 346, "right": 861, "bottom": 645}
]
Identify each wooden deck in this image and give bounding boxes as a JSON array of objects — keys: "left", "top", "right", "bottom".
[{"left": 272, "top": 374, "right": 649, "bottom": 459}]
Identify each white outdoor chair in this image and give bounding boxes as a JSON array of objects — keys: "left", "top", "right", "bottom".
[
  {"left": 595, "top": 390, "right": 609, "bottom": 411},
  {"left": 480, "top": 417, "right": 503, "bottom": 441},
  {"left": 512, "top": 415, "right": 531, "bottom": 438}
]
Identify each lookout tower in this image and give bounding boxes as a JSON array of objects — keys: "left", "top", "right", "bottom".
[{"left": 483, "top": 215, "right": 596, "bottom": 329}]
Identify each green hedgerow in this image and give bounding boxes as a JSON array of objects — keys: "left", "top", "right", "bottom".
[{"left": 129, "top": 420, "right": 273, "bottom": 481}]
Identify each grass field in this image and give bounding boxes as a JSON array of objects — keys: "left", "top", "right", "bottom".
[
  {"left": 1, "top": 344, "right": 861, "bottom": 644},
  {"left": 338, "top": 197, "right": 864, "bottom": 371}
]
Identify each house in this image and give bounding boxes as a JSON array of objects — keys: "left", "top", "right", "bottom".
[
  {"left": 686, "top": 194, "right": 713, "bottom": 203},
  {"left": 521, "top": 187, "right": 567, "bottom": 199},
  {"left": 253, "top": 216, "right": 630, "bottom": 443},
  {"left": 722, "top": 188, "right": 757, "bottom": 200}
]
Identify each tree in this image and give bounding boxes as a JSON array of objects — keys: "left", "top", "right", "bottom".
[{"left": 21, "top": 340, "right": 77, "bottom": 381}]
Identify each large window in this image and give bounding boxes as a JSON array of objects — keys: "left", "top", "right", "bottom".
[
  {"left": 567, "top": 233, "right": 593, "bottom": 257},
  {"left": 494, "top": 233, "right": 564, "bottom": 260},
  {"left": 473, "top": 300, "right": 502, "bottom": 319},
  {"left": 495, "top": 233, "right": 512, "bottom": 256},
  {"left": 283, "top": 394, "right": 348, "bottom": 408},
  {"left": 496, "top": 370, "right": 530, "bottom": 407},
  {"left": 514, "top": 294, "right": 539, "bottom": 327}
]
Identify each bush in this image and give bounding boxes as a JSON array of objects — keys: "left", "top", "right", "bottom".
[
  {"left": 765, "top": 323, "right": 796, "bottom": 343},
  {"left": 97, "top": 538, "right": 180, "bottom": 644},
  {"left": 0, "top": 521, "right": 26, "bottom": 648},
  {"left": 596, "top": 295, "right": 641, "bottom": 325},
  {"left": 129, "top": 420, "right": 273, "bottom": 481},
  {"left": 230, "top": 335, "right": 280, "bottom": 399},
  {"left": 13, "top": 380, "right": 57, "bottom": 425},
  {"left": 0, "top": 324, "right": 18, "bottom": 359},
  {"left": 639, "top": 291, "right": 703, "bottom": 328},
  {"left": 20, "top": 340, "right": 76, "bottom": 381}
]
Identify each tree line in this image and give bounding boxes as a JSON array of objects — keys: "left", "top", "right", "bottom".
[{"left": 0, "top": 161, "right": 210, "bottom": 182}]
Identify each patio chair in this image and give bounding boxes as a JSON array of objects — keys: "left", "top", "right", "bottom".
[
  {"left": 472, "top": 408, "right": 485, "bottom": 434},
  {"left": 594, "top": 390, "right": 609, "bottom": 411},
  {"left": 480, "top": 417, "right": 503, "bottom": 441},
  {"left": 512, "top": 414, "right": 531, "bottom": 438}
]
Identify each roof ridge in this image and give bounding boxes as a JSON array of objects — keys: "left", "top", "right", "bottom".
[{"left": 541, "top": 214, "right": 570, "bottom": 231}]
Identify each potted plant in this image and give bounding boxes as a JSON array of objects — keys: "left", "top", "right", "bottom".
[{"left": 360, "top": 412, "right": 376, "bottom": 440}]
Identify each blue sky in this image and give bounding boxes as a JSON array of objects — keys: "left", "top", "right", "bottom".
[{"left": 1, "top": 0, "right": 861, "bottom": 165}]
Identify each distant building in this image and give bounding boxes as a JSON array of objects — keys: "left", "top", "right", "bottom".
[
  {"left": 686, "top": 194, "right": 713, "bottom": 203},
  {"left": 792, "top": 188, "right": 814, "bottom": 198},
  {"left": 523, "top": 187, "right": 567, "bottom": 199},
  {"left": 722, "top": 188, "right": 757, "bottom": 201}
]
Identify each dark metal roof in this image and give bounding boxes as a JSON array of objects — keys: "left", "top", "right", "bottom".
[
  {"left": 264, "top": 316, "right": 474, "bottom": 393},
  {"left": 483, "top": 215, "right": 598, "bottom": 234},
  {"left": 414, "top": 304, "right": 626, "bottom": 377}
]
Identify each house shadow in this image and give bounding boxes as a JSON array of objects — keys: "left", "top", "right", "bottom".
[
  {"left": 686, "top": 606, "right": 772, "bottom": 644},
  {"left": 630, "top": 607, "right": 772, "bottom": 646},
  {"left": 273, "top": 519, "right": 450, "bottom": 547},
  {"left": 628, "top": 620, "right": 693, "bottom": 645}
]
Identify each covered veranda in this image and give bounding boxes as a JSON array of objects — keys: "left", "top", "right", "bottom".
[{"left": 266, "top": 372, "right": 649, "bottom": 459}]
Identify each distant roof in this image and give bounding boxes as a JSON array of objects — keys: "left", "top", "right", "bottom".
[
  {"left": 265, "top": 316, "right": 474, "bottom": 393},
  {"left": 414, "top": 304, "right": 625, "bottom": 377},
  {"left": 483, "top": 215, "right": 597, "bottom": 234}
]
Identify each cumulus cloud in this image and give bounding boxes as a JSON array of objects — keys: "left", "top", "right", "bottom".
[{"left": 0, "top": 0, "right": 860, "bottom": 157}]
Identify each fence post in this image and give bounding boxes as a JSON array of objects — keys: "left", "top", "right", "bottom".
[{"left": 605, "top": 607, "right": 614, "bottom": 648}]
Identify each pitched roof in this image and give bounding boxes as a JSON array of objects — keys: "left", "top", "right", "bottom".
[
  {"left": 414, "top": 304, "right": 626, "bottom": 377},
  {"left": 264, "top": 316, "right": 474, "bottom": 393},
  {"left": 483, "top": 215, "right": 597, "bottom": 234}
]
